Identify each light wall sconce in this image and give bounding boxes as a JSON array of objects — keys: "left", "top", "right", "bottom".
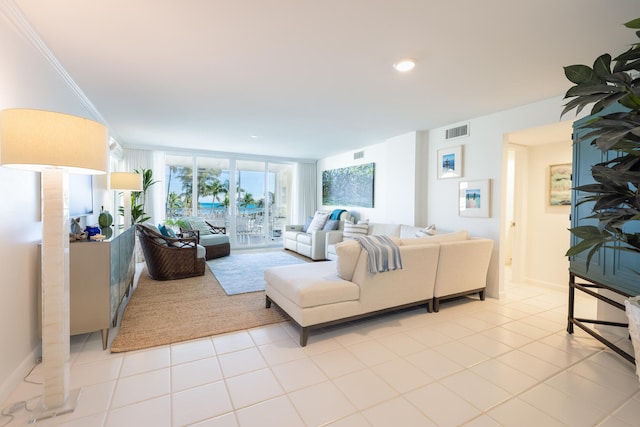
[
  {"left": 0, "top": 108, "right": 107, "bottom": 422},
  {"left": 110, "top": 172, "right": 143, "bottom": 229}
]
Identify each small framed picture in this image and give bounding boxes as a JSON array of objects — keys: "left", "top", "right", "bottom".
[
  {"left": 437, "top": 145, "right": 463, "bottom": 179},
  {"left": 459, "top": 179, "right": 490, "bottom": 217},
  {"left": 549, "top": 163, "right": 572, "bottom": 207}
]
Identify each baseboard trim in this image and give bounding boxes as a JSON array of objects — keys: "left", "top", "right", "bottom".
[{"left": 0, "top": 346, "right": 41, "bottom": 405}]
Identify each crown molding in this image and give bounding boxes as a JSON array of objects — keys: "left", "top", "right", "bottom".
[{"left": 0, "top": 0, "right": 111, "bottom": 130}]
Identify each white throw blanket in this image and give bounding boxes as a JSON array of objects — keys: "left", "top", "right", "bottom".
[{"left": 355, "top": 235, "right": 403, "bottom": 274}]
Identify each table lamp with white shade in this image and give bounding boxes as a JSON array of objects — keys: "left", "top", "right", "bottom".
[
  {"left": 110, "top": 171, "right": 143, "bottom": 229},
  {"left": 0, "top": 108, "right": 107, "bottom": 422}
]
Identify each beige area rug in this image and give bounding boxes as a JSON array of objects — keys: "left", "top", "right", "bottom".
[{"left": 110, "top": 267, "right": 288, "bottom": 353}]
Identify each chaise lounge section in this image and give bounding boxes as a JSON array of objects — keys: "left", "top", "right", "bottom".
[{"left": 265, "top": 230, "right": 494, "bottom": 345}]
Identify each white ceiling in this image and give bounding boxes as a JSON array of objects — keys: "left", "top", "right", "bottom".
[{"left": 9, "top": 0, "right": 640, "bottom": 159}]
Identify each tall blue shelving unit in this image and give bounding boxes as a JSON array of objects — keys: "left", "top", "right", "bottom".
[{"left": 567, "top": 109, "right": 640, "bottom": 364}]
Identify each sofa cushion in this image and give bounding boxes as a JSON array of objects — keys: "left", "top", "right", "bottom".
[
  {"left": 199, "top": 234, "right": 230, "bottom": 246},
  {"left": 265, "top": 262, "right": 359, "bottom": 308},
  {"left": 343, "top": 221, "right": 369, "bottom": 239},
  {"left": 401, "top": 230, "right": 469, "bottom": 245},
  {"left": 196, "top": 244, "right": 206, "bottom": 259},
  {"left": 297, "top": 232, "right": 313, "bottom": 245},
  {"left": 335, "top": 239, "right": 362, "bottom": 281},
  {"left": 306, "top": 211, "right": 330, "bottom": 233}
]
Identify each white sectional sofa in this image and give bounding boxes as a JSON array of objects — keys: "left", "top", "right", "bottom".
[
  {"left": 283, "top": 210, "right": 352, "bottom": 260},
  {"left": 265, "top": 230, "right": 494, "bottom": 346},
  {"left": 325, "top": 222, "right": 428, "bottom": 260}
]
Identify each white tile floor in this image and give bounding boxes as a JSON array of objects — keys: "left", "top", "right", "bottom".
[{"left": 2, "top": 274, "right": 640, "bottom": 426}]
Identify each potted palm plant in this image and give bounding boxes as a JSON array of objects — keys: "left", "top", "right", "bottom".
[{"left": 562, "top": 17, "right": 640, "bottom": 377}]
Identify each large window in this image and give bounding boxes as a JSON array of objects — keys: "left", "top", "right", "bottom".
[{"left": 165, "top": 154, "right": 293, "bottom": 249}]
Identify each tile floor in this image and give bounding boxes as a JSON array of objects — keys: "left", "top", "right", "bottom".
[{"left": 2, "top": 274, "right": 640, "bottom": 426}]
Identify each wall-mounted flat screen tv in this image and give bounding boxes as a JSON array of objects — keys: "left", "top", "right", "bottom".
[{"left": 69, "top": 174, "right": 94, "bottom": 217}]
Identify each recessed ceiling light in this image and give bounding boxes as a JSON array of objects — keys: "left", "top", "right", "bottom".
[{"left": 393, "top": 58, "right": 416, "bottom": 72}]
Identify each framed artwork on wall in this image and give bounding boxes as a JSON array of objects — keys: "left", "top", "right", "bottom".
[
  {"left": 459, "top": 179, "right": 490, "bottom": 217},
  {"left": 548, "top": 163, "right": 572, "bottom": 206},
  {"left": 437, "top": 145, "right": 463, "bottom": 179},
  {"left": 322, "top": 163, "right": 375, "bottom": 208}
]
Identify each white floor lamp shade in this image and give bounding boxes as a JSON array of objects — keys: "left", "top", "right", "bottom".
[
  {"left": 0, "top": 109, "right": 107, "bottom": 421},
  {"left": 110, "top": 172, "right": 143, "bottom": 229}
]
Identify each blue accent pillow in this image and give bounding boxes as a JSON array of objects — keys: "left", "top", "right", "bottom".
[
  {"left": 323, "top": 219, "right": 339, "bottom": 231},
  {"left": 158, "top": 224, "right": 176, "bottom": 237},
  {"left": 301, "top": 216, "right": 314, "bottom": 233}
]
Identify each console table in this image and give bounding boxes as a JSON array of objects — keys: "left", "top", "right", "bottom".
[{"left": 69, "top": 226, "right": 135, "bottom": 349}]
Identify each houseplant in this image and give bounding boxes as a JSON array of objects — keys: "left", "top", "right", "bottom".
[
  {"left": 562, "top": 17, "right": 640, "bottom": 377},
  {"left": 562, "top": 17, "right": 640, "bottom": 265},
  {"left": 119, "top": 168, "right": 157, "bottom": 225}
]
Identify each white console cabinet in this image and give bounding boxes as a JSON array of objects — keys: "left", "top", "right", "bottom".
[{"left": 69, "top": 226, "right": 135, "bottom": 349}]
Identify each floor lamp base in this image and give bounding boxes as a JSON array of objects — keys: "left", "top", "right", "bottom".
[{"left": 28, "top": 388, "right": 81, "bottom": 424}]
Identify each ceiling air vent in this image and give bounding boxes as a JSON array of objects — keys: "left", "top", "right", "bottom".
[
  {"left": 353, "top": 150, "right": 364, "bottom": 160},
  {"left": 445, "top": 123, "right": 470, "bottom": 140}
]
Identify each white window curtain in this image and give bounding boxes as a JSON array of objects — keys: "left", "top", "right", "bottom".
[
  {"left": 120, "top": 148, "right": 161, "bottom": 225},
  {"left": 291, "top": 162, "right": 316, "bottom": 224}
]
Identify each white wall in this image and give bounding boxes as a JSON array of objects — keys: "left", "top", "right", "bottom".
[
  {"left": 426, "top": 96, "right": 570, "bottom": 298},
  {"left": 0, "top": 14, "right": 106, "bottom": 402},
  {"left": 317, "top": 132, "right": 420, "bottom": 225},
  {"left": 522, "top": 141, "right": 572, "bottom": 287}
]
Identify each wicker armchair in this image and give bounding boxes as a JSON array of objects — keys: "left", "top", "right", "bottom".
[{"left": 136, "top": 224, "right": 206, "bottom": 280}]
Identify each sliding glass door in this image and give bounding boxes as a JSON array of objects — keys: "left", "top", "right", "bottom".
[{"left": 165, "top": 154, "right": 293, "bottom": 249}]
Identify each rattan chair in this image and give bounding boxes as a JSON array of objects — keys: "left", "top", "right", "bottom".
[{"left": 136, "top": 224, "right": 206, "bottom": 280}]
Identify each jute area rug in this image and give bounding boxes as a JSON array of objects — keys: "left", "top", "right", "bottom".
[{"left": 110, "top": 266, "right": 289, "bottom": 353}]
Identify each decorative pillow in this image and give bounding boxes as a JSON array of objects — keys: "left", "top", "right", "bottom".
[
  {"left": 301, "top": 216, "right": 314, "bottom": 233},
  {"left": 306, "top": 211, "right": 330, "bottom": 233},
  {"left": 158, "top": 224, "right": 170, "bottom": 237},
  {"left": 342, "top": 220, "right": 369, "bottom": 240},
  {"left": 415, "top": 224, "right": 437, "bottom": 237},
  {"left": 188, "top": 217, "right": 212, "bottom": 235},
  {"left": 323, "top": 219, "right": 339, "bottom": 231},
  {"left": 335, "top": 239, "right": 362, "bottom": 281}
]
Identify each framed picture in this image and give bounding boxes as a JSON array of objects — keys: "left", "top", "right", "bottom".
[
  {"left": 322, "top": 163, "right": 375, "bottom": 208},
  {"left": 459, "top": 179, "right": 490, "bottom": 217},
  {"left": 549, "top": 163, "right": 572, "bottom": 206},
  {"left": 437, "top": 145, "right": 463, "bottom": 179}
]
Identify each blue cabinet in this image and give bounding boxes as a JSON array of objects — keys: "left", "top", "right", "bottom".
[{"left": 569, "top": 114, "right": 640, "bottom": 296}]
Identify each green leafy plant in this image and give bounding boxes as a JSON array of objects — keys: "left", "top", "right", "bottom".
[
  {"left": 118, "top": 168, "right": 158, "bottom": 225},
  {"left": 562, "top": 18, "right": 640, "bottom": 268}
]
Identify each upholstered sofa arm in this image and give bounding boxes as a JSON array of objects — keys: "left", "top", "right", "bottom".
[
  {"left": 325, "top": 231, "right": 344, "bottom": 246},
  {"left": 286, "top": 224, "right": 303, "bottom": 232},
  {"left": 309, "top": 230, "right": 330, "bottom": 260}
]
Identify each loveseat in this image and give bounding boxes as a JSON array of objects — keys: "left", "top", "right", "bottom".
[
  {"left": 283, "top": 210, "right": 352, "bottom": 260},
  {"left": 265, "top": 230, "right": 493, "bottom": 346}
]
